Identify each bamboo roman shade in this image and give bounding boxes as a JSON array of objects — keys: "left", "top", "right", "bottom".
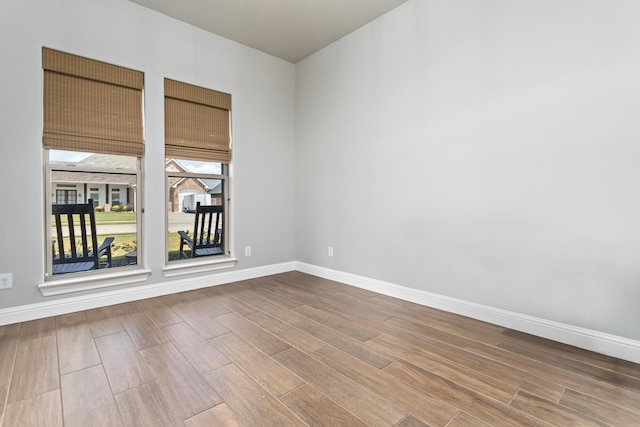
[
  {"left": 164, "top": 78, "right": 231, "bottom": 163},
  {"left": 42, "top": 47, "right": 144, "bottom": 157}
]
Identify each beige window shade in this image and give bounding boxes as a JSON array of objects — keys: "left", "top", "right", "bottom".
[
  {"left": 164, "top": 78, "right": 231, "bottom": 163},
  {"left": 42, "top": 47, "right": 144, "bottom": 157}
]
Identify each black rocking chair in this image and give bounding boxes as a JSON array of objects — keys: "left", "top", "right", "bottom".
[
  {"left": 52, "top": 199, "right": 114, "bottom": 275},
  {"left": 178, "top": 202, "right": 224, "bottom": 258}
]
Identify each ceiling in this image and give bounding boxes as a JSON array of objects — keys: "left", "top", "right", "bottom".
[{"left": 129, "top": 0, "right": 409, "bottom": 63}]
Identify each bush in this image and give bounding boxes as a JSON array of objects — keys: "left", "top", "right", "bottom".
[
  {"left": 111, "top": 204, "right": 121, "bottom": 212},
  {"left": 122, "top": 204, "right": 133, "bottom": 212},
  {"left": 95, "top": 205, "right": 104, "bottom": 212}
]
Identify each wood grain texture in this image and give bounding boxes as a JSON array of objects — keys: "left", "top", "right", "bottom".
[
  {"left": 306, "top": 291, "right": 393, "bottom": 324},
  {"left": 55, "top": 312, "right": 101, "bottom": 375},
  {"left": 60, "top": 365, "right": 123, "bottom": 427},
  {"left": 498, "top": 338, "right": 640, "bottom": 395},
  {"left": 0, "top": 323, "right": 21, "bottom": 337},
  {"left": 204, "top": 364, "right": 305, "bottom": 427},
  {"left": 445, "top": 412, "right": 492, "bottom": 427},
  {"left": 387, "top": 303, "right": 504, "bottom": 347},
  {"left": 7, "top": 335, "right": 59, "bottom": 403},
  {"left": 140, "top": 342, "right": 222, "bottom": 420},
  {"left": 136, "top": 298, "right": 183, "bottom": 328},
  {"left": 84, "top": 306, "right": 124, "bottom": 337},
  {"left": 210, "top": 332, "right": 304, "bottom": 397},
  {"left": 273, "top": 347, "right": 406, "bottom": 426},
  {"left": 293, "top": 304, "right": 380, "bottom": 342},
  {"left": 162, "top": 321, "right": 230, "bottom": 373},
  {"left": 384, "top": 360, "right": 547, "bottom": 427},
  {"left": 246, "top": 311, "right": 325, "bottom": 353},
  {"left": 279, "top": 384, "right": 369, "bottom": 427},
  {"left": 367, "top": 333, "right": 520, "bottom": 404},
  {"left": 3, "top": 389, "right": 63, "bottom": 427},
  {"left": 0, "top": 271, "right": 638, "bottom": 427},
  {"left": 94, "top": 330, "right": 156, "bottom": 394},
  {"left": 117, "top": 311, "right": 169, "bottom": 350},
  {"left": 199, "top": 290, "right": 259, "bottom": 316},
  {"left": 19, "top": 317, "right": 56, "bottom": 341},
  {"left": 0, "top": 331, "right": 19, "bottom": 417},
  {"left": 292, "top": 315, "right": 394, "bottom": 369},
  {"left": 501, "top": 328, "right": 640, "bottom": 380},
  {"left": 114, "top": 381, "right": 184, "bottom": 427},
  {"left": 168, "top": 301, "right": 229, "bottom": 339},
  {"left": 393, "top": 415, "right": 430, "bottom": 427},
  {"left": 237, "top": 290, "right": 309, "bottom": 325},
  {"left": 373, "top": 320, "right": 565, "bottom": 402},
  {"left": 509, "top": 390, "right": 606, "bottom": 426},
  {"left": 559, "top": 388, "right": 640, "bottom": 425},
  {"left": 310, "top": 344, "right": 457, "bottom": 426},
  {"left": 184, "top": 403, "right": 246, "bottom": 427},
  {"left": 216, "top": 312, "right": 291, "bottom": 355},
  {"left": 188, "top": 294, "right": 233, "bottom": 318}
]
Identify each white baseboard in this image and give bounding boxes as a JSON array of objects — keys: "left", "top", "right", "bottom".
[
  {"left": 0, "top": 262, "right": 296, "bottom": 326},
  {"left": 295, "top": 262, "right": 640, "bottom": 364}
]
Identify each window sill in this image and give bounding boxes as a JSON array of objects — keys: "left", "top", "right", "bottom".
[
  {"left": 39, "top": 268, "right": 152, "bottom": 297},
  {"left": 163, "top": 256, "right": 238, "bottom": 278}
]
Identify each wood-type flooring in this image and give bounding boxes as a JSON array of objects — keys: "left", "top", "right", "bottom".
[{"left": 0, "top": 271, "right": 639, "bottom": 426}]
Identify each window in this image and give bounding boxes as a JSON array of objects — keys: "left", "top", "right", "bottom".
[
  {"left": 46, "top": 152, "right": 141, "bottom": 276},
  {"left": 164, "top": 78, "right": 231, "bottom": 264},
  {"left": 111, "top": 188, "right": 120, "bottom": 207},
  {"left": 166, "top": 159, "right": 228, "bottom": 261},
  {"left": 43, "top": 48, "right": 144, "bottom": 279},
  {"left": 89, "top": 188, "right": 99, "bottom": 207},
  {"left": 55, "top": 189, "right": 77, "bottom": 205}
]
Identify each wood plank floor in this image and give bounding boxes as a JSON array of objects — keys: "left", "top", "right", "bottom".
[{"left": 1, "top": 271, "right": 639, "bottom": 426}]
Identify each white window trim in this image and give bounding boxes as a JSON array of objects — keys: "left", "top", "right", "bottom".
[
  {"left": 165, "top": 167, "right": 231, "bottom": 264},
  {"left": 39, "top": 268, "right": 152, "bottom": 296},
  {"left": 162, "top": 256, "right": 238, "bottom": 278},
  {"left": 43, "top": 154, "right": 144, "bottom": 293}
]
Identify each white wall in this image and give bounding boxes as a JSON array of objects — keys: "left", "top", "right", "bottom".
[
  {"left": 0, "top": 0, "right": 296, "bottom": 308},
  {"left": 2, "top": 0, "right": 639, "bottom": 349},
  {"left": 296, "top": 0, "right": 640, "bottom": 340}
]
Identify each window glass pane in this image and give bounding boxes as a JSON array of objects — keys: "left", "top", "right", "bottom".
[
  {"left": 50, "top": 150, "right": 138, "bottom": 169},
  {"left": 166, "top": 158, "right": 225, "bottom": 261},
  {"left": 49, "top": 160, "right": 139, "bottom": 274}
]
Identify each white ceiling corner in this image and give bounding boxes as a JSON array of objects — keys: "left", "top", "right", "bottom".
[{"left": 128, "top": 0, "right": 410, "bottom": 63}]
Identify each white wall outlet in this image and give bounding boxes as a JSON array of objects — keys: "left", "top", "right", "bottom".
[
  {"left": 245, "top": 246, "right": 252, "bottom": 257},
  {"left": 328, "top": 246, "right": 334, "bottom": 257},
  {"left": 0, "top": 273, "right": 12, "bottom": 289}
]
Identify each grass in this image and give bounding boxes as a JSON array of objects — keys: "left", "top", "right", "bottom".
[
  {"left": 55, "top": 233, "right": 136, "bottom": 259},
  {"left": 95, "top": 212, "right": 136, "bottom": 223},
  {"left": 54, "top": 232, "right": 185, "bottom": 265},
  {"left": 54, "top": 212, "right": 137, "bottom": 225}
]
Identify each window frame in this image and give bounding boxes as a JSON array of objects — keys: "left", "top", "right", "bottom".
[
  {"left": 43, "top": 152, "right": 145, "bottom": 281},
  {"left": 164, "top": 162, "right": 235, "bottom": 273}
]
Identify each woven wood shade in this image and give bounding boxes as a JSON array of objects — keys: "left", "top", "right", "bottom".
[
  {"left": 42, "top": 48, "right": 144, "bottom": 157},
  {"left": 164, "top": 78, "right": 231, "bottom": 163}
]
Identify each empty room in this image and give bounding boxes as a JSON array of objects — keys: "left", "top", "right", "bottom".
[{"left": 0, "top": 0, "right": 639, "bottom": 425}]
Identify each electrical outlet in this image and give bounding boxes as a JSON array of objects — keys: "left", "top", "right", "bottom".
[
  {"left": 328, "top": 246, "right": 334, "bottom": 257},
  {"left": 0, "top": 273, "right": 12, "bottom": 289},
  {"left": 245, "top": 246, "right": 252, "bottom": 257}
]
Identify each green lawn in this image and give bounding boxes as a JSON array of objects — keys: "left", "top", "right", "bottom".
[
  {"left": 54, "top": 212, "right": 137, "bottom": 225},
  {"left": 95, "top": 212, "right": 136, "bottom": 223},
  {"left": 56, "top": 232, "right": 185, "bottom": 264},
  {"left": 56, "top": 232, "right": 136, "bottom": 259}
]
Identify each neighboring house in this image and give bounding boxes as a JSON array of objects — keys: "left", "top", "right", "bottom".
[
  {"left": 51, "top": 153, "right": 136, "bottom": 211},
  {"left": 52, "top": 156, "right": 222, "bottom": 212},
  {"left": 166, "top": 159, "right": 223, "bottom": 212}
]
